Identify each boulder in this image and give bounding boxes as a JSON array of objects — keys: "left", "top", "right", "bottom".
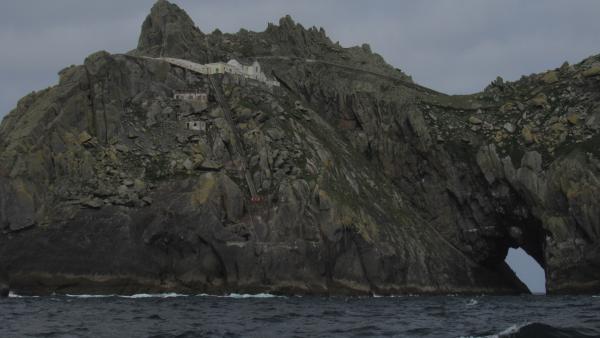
[
  {"left": 209, "top": 107, "right": 224, "bottom": 118},
  {"left": 541, "top": 71, "right": 559, "bottom": 84},
  {"left": 117, "top": 185, "right": 129, "bottom": 197},
  {"left": 468, "top": 116, "right": 483, "bottom": 125},
  {"left": 530, "top": 94, "right": 548, "bottom": 107},
  {"left": 566, "top": 112, "right": 579, "bottom": 125},
  {"left": 266, "top": 127, "right": 285, "bottom": 140},
  {"left": 182, "top": 158, "right": 194, "bottom": 171},
  {"left": 254, "top": 111, "right": 269, "bottom": 123},
  {"left": 503, "top": 122, "right": 516, "bottom": 133},
  {"left": 78, "top": 131, "right": 93, "bottom": 144},
  {"left": 582, "top": 65, "right": 600, "bottom": 77},
  {"left": 81, "top": 197, "right": 104, "bottom": 209},
  {"left": 115, "top": 144, "right": 130, "bottom": 153},
  {"left": 521, "top": 126, "right": 535, "bottom": 144},
  {"left": 585, "top": 106, "right": 600, "bottom": 131},
  {"left": 133, "top": 179, "right": 146, "bottom": 192}
]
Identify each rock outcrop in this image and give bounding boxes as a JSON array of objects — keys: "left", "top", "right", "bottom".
[
  {"left": 0, "top": 284, "right": 8, "bottom": 298},
  {"left": 0, "top": 268, "right": 8, "bottom": 297},
  {"left": 1, "top": 1, "right": 599, "bottom": 295}
]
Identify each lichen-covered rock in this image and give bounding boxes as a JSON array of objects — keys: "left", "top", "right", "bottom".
[
  {"left": 541, "top": 71, "right": 559, "bottom": 84},
  {"left": 582, "top": 65, "right": 600, "bottom": 77}
]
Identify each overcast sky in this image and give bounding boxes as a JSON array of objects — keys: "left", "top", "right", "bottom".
[{"left": 3, "top": 0, "right": 597, "bottom": 292}]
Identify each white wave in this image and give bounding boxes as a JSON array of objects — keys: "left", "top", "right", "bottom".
[
  {"left": 70, "top": 292, "right": 285, "bottom": 299},
  {"left": 7, "top": 291, "right": 37, "bottom": 298},
  {"left": 7, "top": 292, "right": 284, "bottom": 299},
  {"left": 7, "top": 292, "right": 41, "bottom": 298},
  {"left": 119, "top": 293, "right": 187, "bottom": 299},
  {"left": 65, "top": 294, "right": 115, "bottom": 298},
  {"left": 458, "top": 322, "right": 529, "bottom": 338},
  {"left": 371, "top": 294, "right": 420, "bottom": 298},
  {"left": 495, "top": 323, "right": 524, "bottom": 337},
  {"left": 196, "top": 293, "right": 284, "bottom": 298},
  {"left": 466, "top": 298, "right": 478, "bottom": 306},
  {"left": 7, "top": 291, "right": 21, "bottom": 298},
  {"left": 63, "top": 293, "right": 188, "bottom": 299}
]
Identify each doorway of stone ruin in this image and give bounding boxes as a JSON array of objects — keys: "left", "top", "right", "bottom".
[{"left": 505, "top": 247, "right": 546, "bottom": 294}]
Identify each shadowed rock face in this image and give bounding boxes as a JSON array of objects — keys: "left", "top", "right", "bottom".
[
  {"left": 0, "top": 1, "right": 599, "bottom": 296},
  {"left": 0, "top": 268, "right": 8, "bottom": 297}
]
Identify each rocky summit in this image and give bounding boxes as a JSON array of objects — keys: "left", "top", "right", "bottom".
[{"left": 1, "top": 0, "right": 599, "bottom": 296}]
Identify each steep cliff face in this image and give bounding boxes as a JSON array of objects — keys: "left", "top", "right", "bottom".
[{"left": 0, "top": 1, "right": 598, "bottom": 295}]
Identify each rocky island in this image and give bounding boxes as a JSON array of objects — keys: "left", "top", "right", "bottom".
[{"left": 1, "top": 0, "right": 599, "bottom": 296}]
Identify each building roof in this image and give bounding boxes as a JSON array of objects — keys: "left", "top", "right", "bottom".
[{"left": 227, "top": 59, "right": 242, "bottom": 67}]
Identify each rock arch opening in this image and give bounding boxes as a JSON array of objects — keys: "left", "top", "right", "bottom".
[
  {"left": 505, "top": 247, "right": 546, "bottom": 294},
  {"left": 499, "top": 202, "right": 548, "bottom": 294}
]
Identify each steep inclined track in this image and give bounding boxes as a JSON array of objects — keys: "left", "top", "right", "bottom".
[
  {"left": 207, "top": 75, "right": 258, "bottom": 198},
  {"left": 143, "top": 55, "right": 258, "bottom": 199}
]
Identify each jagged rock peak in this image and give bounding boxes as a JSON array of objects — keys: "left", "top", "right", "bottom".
[
  {"left": 279, "top": 14, "right": 296, "bottom": 27},
  {"left": 266, "top": 14, "right": 330, "bottom": 42},
  {"left": 136, "top": 0, "right": 207, "bottom": 60},
  {"left": 150, "top": 0, "right": 196, "bottom": 25}
]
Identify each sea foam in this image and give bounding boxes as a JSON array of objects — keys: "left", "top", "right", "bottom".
[
  {"left": 197, "top": 293, "right": 284, "bottom": 298},
  {"left": 7, "top": 291, "right": 39, "bottom": 298},
  {"left": 6, "top": 292, "right": 285, "bottom": 299}
]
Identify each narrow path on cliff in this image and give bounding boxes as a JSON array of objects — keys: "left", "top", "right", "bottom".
[
  {"left": 253, "top": 55, "right": 444, "bottom": 96},
  {"left": 207, "top": 75, "right": 258, "bottom": 198},
  {"left": 505, "top": 248, "right": 546, "bottom": 294}
]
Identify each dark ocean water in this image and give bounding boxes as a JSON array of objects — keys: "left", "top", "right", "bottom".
[{"left": 1, "top": 293, "right": 599, "bottom": 338}]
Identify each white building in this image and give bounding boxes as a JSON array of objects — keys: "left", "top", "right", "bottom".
[
  {"left": 185, "top": 121, "right": 206, "bottom": 131},
  {"left": 174, "top": 90, "right": 208, "bottom": 103},
  {"left": 161, "top": 57, "right": 279, "bottom": 87},
  {"left": 226, "top": 59, "right": 244, "bottom": 74}
]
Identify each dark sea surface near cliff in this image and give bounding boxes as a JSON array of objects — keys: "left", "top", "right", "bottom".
[{"left": 1, "top": 293, "right": 599, "bottom": 338}]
